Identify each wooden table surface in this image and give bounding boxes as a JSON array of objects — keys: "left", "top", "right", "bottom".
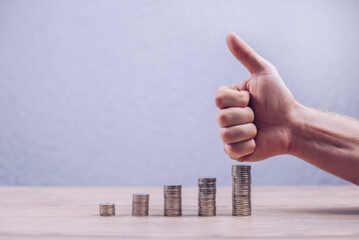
[{"left": 0, "top": 186, "right": 358, "bottom": 239}]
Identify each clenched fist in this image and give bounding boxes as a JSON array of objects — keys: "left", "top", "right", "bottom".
[
  {"left": 214, "top": 32, "right": 359, "bottom": 185},
  {"left": 215, "top": 32, "right": 298, "bottom": 162}
]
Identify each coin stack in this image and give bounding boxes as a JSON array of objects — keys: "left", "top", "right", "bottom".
[
  {"left": 99, "top": 203, "right": 115, "bottom": 216},
  {"left": 198, "top": 177, "right": 216, "bottom": 216},
  {"left": 232, "top": 165, "right": 251, "bottom": 216},
  {"left": 164, "top": 185, "right": 182, "bottom": 216},
  {"left": 132, "top": 193, "right": 149, "bottom": 216}
]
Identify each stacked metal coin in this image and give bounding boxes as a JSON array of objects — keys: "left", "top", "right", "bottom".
[
  {"left": 232, "top": 165, "right": 251, "bottom": 216},
  {"left": 164, "top": 185, "right": 182, "bottom": 216},
  {"left": 132, "top": 193, "right": 149, "bottom": 216},
  {"left": 99, "top": 203, "right": 115, "bottom": 216},
  {"left": 198, "top": 177, "right": 216, "bottom": 216}
]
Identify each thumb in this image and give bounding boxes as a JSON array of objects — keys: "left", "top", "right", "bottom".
[{"left": 226, "top": 32, "right": 271, "bottom": 74}]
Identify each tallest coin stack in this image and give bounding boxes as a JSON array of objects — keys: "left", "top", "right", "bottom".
[{"left": 232, "top": 164, "right": 252, "bottom": 216}]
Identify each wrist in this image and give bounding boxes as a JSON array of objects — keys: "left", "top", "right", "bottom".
[{"left": 287, "top": 102, "right": 308, "bottom": 157}]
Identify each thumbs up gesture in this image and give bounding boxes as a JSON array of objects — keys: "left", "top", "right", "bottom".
[{"left": 215, "top": 32, "right": 298, "bottom": 162}]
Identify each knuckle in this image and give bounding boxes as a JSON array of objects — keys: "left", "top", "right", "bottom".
[
  {"left": 263, "top": 62, "right": 278, "bottom": 74},
  {"left": 219, "top": 128, "right": 232, "bottom": 143},
  {"left": 224, "top": 144, "right": 237, "bottom": 159},
  {"left": 215, "top": 86, "right": 230, "bottom": 108},
  {"left": 217, "top": 110, "right": 229, "bottom": 126},
  {"left": 214, "top": 92, "right": 226, "bottom": 108},
  {"left": 268, "top": 63, "right": 278, "bottom": 72},
  {"left": 227, "top": 144, "right": 240, "bottom": 156}
]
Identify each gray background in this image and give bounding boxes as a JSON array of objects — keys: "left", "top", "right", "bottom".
[{"left": 0, "top": 0, "right": 358, "bottom": 186}]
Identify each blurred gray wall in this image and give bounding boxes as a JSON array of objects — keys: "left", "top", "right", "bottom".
[{"left": 0, "top": 0, "right": 358, "bottom": 186}]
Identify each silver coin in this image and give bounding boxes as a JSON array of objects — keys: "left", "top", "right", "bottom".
[
  {"left": 132, "top": 193, "right": 149, "bottom": 217},
  {"left": 232, "top": 165, "right": 252, "bottom": 217},
  {"left": 99, "top": 203, "right": 115, "bottom": 216},
  {"left": 164, "top": 185, "right": 182, "bottom": 217},
  {"left": 198, "top": 177, "right": 217, "bottom": 217}
]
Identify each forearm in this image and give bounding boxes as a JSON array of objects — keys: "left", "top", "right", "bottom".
[{"left": 289, "top": 104, "right": 359, "bottom": 185}]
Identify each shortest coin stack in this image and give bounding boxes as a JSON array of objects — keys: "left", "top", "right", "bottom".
[
  {"left": 99, "top": 203, "right": 115, "bottom": 216},
  {"left": 132, "top": 193, "right": 149, "bottom": 216},
  {"left": 164, "top": 185, "right": 182, "bottom": 216},
  {"left": 198, "top": 177, "right": 216, "bottom": 216}
]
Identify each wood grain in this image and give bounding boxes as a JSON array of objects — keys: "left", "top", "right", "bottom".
[{"left": 0, "top": 186, "right": 358, "bottom": 239}]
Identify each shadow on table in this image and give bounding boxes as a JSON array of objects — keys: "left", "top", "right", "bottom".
[{"left": 286, "top": 207, "right": 359, "bottom": 215}]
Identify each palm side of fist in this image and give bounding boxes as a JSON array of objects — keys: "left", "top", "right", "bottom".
[{"left": 215, "top": 32, "right": 299, "bottom": 162}]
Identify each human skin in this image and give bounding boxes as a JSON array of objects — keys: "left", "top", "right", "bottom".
[{"left": 215, "top": 32, "right": 359, "bottom": 185}]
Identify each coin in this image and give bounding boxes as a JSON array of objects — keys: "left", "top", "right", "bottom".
[
  {"left": 132, "top": 193, "right": 149, "bottom": 216},
  {"left": 198, "top": 177, "right": 216, "bottom": 216},
  {"left": 232, "top": 165, "right": 251, "bottom": 216},
  {"left": 164, "top": 185, "right": 182, "bottom": 216},
  {"left": 99, "top": 203, "right": 115, "bottom": 216}
]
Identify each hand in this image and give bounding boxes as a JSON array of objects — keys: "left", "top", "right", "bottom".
[{"left": 215, "top": 32, "right": 298, "bottom": 162}]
